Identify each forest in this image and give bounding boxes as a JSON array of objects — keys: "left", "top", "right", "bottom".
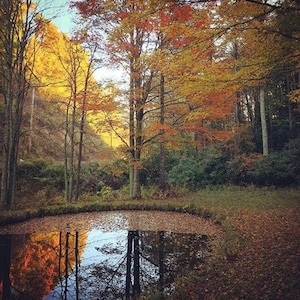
[
  {"left": 0, "top": 0, "right": 300, "bottom": 209},
  {"left": 0, "top": 1, "right": 300, "bottom": 299}
]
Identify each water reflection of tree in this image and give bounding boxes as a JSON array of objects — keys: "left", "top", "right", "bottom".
[
  {"left": 0, "top": 235, "right": 11, "bottom": 300},
  {"left": 79, "top": 230, "right": 209, "bottom": 299},
  {"left": 139, "top": 231, "right": 209, "bottom": 296},
  {"left": 47, "top": 231, "right": 85, "bottom": 300},
  {"left": 0, "top": 231, "right": 87, "bottom": 299},
  {"left": 0, "top": 229, "right": 210, "bottom": 299}
]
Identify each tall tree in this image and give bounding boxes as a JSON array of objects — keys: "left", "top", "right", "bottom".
[
  {"left": 56, "top": 36, "right": 97, "bottom": 202},
  {"left": 73, "top": 0, "right": 162, "bottom": 198},
  {"left": 215, "top": 0, "right": 300, "bottom": 154},
  {"left": 33, "top": 19, "right": 100, "bottom": 201},
  {"left": 0, "top": 0, "right": 45, "bottom": 209}
]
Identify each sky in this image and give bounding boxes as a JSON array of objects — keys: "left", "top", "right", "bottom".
[
  {"left": 39, "top": 0, "right": 125, "bottom": 83},
  {"left": 40, "top": 0, "right": 75, "bottom": 34}
]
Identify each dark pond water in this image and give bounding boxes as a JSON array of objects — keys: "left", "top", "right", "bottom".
[{"left": 0, "top": 212, "right": 221, "bottom": 299}]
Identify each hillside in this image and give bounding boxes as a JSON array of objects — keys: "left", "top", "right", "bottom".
[{"left": 0, "top": 95, "right": 116, "bottom": 163}]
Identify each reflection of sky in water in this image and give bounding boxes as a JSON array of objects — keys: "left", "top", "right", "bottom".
[
  {"left": 45, "top": 229, "right": 129, "bottom": 299},
  {"left": 1, "top": 212, "right": 212, "bottom": 299},
  {"left": 81, "top": 229, "right": 128, "bottom": 266},
  {"left": 45, "top": 228, "right": 161, "bottom": 299}
]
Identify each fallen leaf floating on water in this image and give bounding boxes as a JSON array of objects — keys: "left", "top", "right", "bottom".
[{"left": 0, "top": 210, "right": 224, "bottom": 238}]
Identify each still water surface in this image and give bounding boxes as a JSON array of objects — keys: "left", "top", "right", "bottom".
[{"left": 0, "top": 211, "right": 222, "bottom": 299}]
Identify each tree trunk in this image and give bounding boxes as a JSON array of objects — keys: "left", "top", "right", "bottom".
[
  {"left": 129, "top": 27, "right": 143, "bottom": 199},
  {"left": 0, "top": 0, "right": 35, "bottom": 209},
  {"left": 74, "top": 51, "right": 94, "bottom": 201},
  {"left": 159, "top": 72, "right": 167, "bottom": 191},
  {"left": 61, "top": 40, "right": 93, "bottom": 202},
  {"left": 286, "top": 75, "right": 293, "bottom": 130},
  {"left": 129, "top": 41, "right": 135, "bottom": 198},
  {"left": 75, "top": 95, "right": 86, "bottom": 201},
  {"left": 64, "top": 100, "right": 70, "bottom": 202},
  {"left": 259, "top": 86, "right": 269, "bottom": 156},
  {"left": 133, "top": 87, "right": 142, "bottom": 199},
  {"left": 68, "top": 94, "right": 77, "bottom": 201}
]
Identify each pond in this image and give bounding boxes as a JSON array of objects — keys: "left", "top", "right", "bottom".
[{"left": 0, "top": 211, "right": 224, "bottom": 299}]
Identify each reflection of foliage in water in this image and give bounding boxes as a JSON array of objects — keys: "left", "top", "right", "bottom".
[
  {"left": 0, "top": 228, "right": 215, "bottom": 299},
  {"left": 0, "top": 231, "right": 88, "bottom": 299}
]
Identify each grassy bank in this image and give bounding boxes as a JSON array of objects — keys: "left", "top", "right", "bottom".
[
  {"left": 0, "top": 185, "right": 299, "bottom": 299},
  {"left": 1, "top": 185, "right": 299, "bottom": 225}
]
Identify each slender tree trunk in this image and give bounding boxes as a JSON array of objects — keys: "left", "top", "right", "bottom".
[
  {"left": 286, "top": 76, "right": 293, "bottom": 130},
  {"left": 1, "top": 89, "right": 14, "bottom": 208},
  {"left": 159, "top": 72, "right": 166, "bottom": 191},
  {"left": 134, "top": 78, "right": 143, "bottom": 199},
  {"left": 129, "top": 26, "right": 143, "bottom": 199},
  {"left": 259, "top": 86, "right": 269, "bottom": 155},
  {"left": 129, "top": 47, "right": 135, "bottom": 198},
  {"left": 245, "top": 91, "right": 254, "bottom": 125},
  {"left": 133, "top": 112, "right": 142, "bottom": 198},
  {"left": 28, "top": 86, "right": 35, "bottom": 153},
  {"left": 74, "top": 54, "right": 93, "bottom": 200},
  {"left": 288, "top": 97, "right": 293, "bottom": 131},
  {"left": 75, "top": 97, "right": 86, "bottom": 201},
  {"left": 253, "top": 89, "right": 261, "bottom": 144},
  {"left": 68, "top": 95, "right": 77, "bottom": 201},
  {"left": 57, "top": 39, "right": 89, "bottom": 202},
  {"left": 64, "top": 100, "right": 70, "bottom": 201}
]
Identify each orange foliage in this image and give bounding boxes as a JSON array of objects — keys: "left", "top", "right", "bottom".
[
  {"left": 7, "top": 231, "right": 87, "bottom": 298},
  {"left": 171, "top": 5, "right": 193, "bottom": 22},
  {"left": 144, "top": 123, "right": 178, "bottom": 137}
]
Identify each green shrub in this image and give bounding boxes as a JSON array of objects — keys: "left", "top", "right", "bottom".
[
  {"left": 40, "top": 163, "right": 65, "bottom": 189},
  {"left": 141, "top": 150, "right": 178, "bottom": 186},
  {"left": 97, "top": 186, "right": 114, "bottom": 199},
  {"left": 227, "top": 154, "right": 259, "bottom": 185},
  {"left": 197, "top": 149, "right": 229, "bottom": 186},
  {"left": 140, "top": 153, "right": 160, "bottom": 186},
  {"left": 17, "top": 159, "right": 47, "bottom": 178},
  {"left": 80, "top": 161, "right": 128, "bottom": 193},
  {"left": 17, "top": 160, "right": 64, "bottom": 190},
  {"left": 248, "top": 139, "right": 300, "bottom": 186},
  {"left": 167, "top": 157, "right": 201, "bottom": 189}
]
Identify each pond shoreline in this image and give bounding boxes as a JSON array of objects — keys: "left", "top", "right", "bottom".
[
  {"left": 0, "top": 210, "right": 224, "bottom": 237},
  {"left": 0, "top": 200, "right": 214, "bottom": 229}
]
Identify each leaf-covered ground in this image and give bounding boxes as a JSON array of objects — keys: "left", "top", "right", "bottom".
[{"left": 174, "top": 208, "right": 300, "bottom": 299}]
